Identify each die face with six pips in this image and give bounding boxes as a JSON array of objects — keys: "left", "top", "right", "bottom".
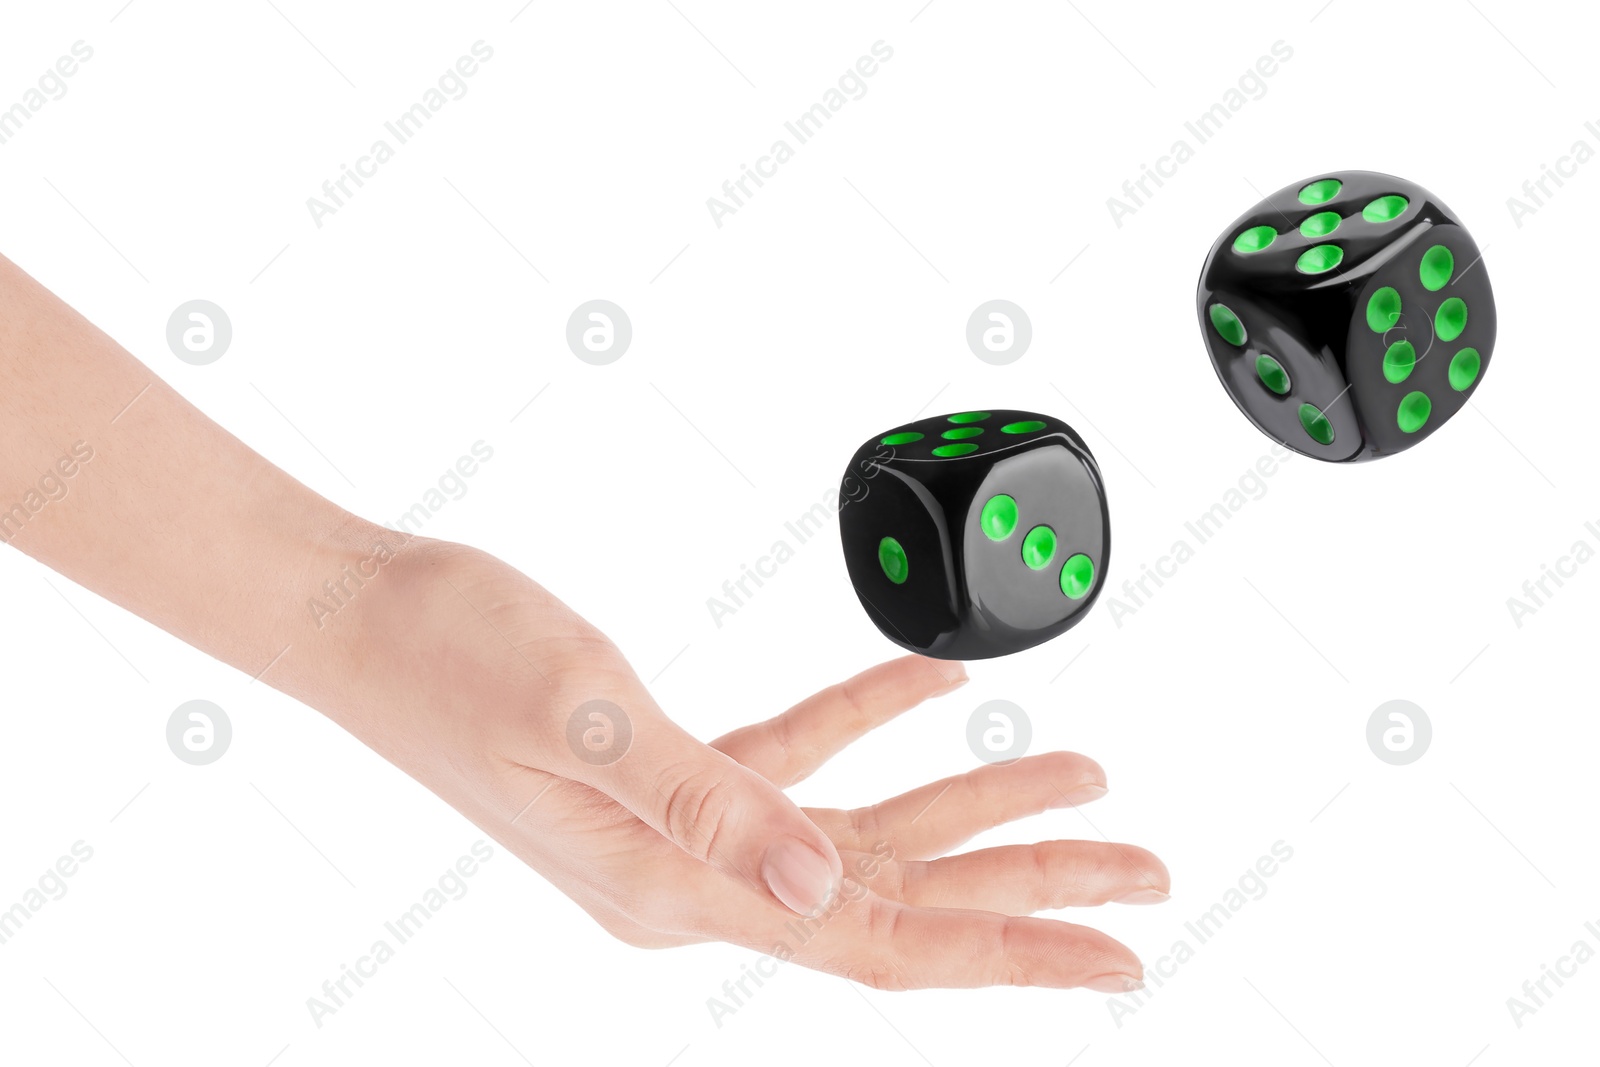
[
  {"left": 1197, "top": 171, "right": 1496, "bottom": 461},
  {"left": 838, "top": 410, "right": 1109, "bottom": 660}
]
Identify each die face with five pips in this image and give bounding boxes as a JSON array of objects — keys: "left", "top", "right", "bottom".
[
  {"left": 1198, "top": 171, "right": 1496, "bottom": 461},
  {"left": 838, "top": 410, "right": 1109, "bottom": 660}
]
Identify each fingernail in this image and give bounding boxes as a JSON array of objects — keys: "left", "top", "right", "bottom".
[
  {"left": 1083, "top": 973, "right": 1144, "bottom": 993},
  {"left": 1051, "top": 783, "right": 1107, "bottom": 808},
  {"left": 939, "top": 663, "right": 969, "bottom": 689},
  {"left": 762, "top": 839, "right": 838, "bottom": 916},
  {"left": 1114, "top": 887, "right": 1170, "bottom": 905}
]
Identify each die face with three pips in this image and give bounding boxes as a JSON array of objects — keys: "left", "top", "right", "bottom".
[
  {"left": 1198, "top": 171, "right": 1496, "bottom": 461},
  {"left": 838, "top": 410, "right": 1109, "bottom": 660}
]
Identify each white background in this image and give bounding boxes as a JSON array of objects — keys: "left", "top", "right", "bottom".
[{"left": 1, "top": 1, "right": 1596, "bottom": 1064}]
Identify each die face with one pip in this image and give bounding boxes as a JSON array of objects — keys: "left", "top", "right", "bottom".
[
  {"left": 1197, "top": 171, "right": 1496, "bottom": 461},
  {"left": 838, "top": 410, "right": 1108, "bottom": 660}
]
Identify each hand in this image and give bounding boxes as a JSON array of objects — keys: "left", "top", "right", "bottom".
[
  {"left": 0, "top": 253, "right": 1164, "bottom": 991},
  {"left": 333, "top": 539, "right": 1168, "bottom": 992}
]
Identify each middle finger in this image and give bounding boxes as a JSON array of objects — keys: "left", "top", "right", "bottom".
[
  {"left": 808, "top": 750, "right": 1108, "bottom": 859},
  {"left": 858, "top": 840, "right": 1169, "bottom": 913}
]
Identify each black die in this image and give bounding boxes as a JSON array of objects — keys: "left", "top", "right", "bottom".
[
  {"left": 838, "top": 410, "right": 1109, "bottom": 660},
  {"left": 1197, "top": 171, "right": 1496, "bottom": 461}
]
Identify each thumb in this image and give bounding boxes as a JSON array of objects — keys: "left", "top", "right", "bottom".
[{"left": 564, "top": 699, "right": 843, "bottom": 916}]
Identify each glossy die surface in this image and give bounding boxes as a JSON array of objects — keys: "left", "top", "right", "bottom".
[
  {"left": 838, "top": 410, "right": 1108, "bottom": 660},
  {"left": 1197, "top": 171, "right": 1496, "bottom": 461}
]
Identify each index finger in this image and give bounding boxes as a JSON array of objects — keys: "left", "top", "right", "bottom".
[{"left": 712, "top": 656, "right": 967, "bottom": 786}]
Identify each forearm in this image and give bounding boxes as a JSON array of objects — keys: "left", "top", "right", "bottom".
[{"left": 0, "top": 252, "right": 382, "bottom": 687}]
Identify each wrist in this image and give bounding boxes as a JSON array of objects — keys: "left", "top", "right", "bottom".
[{"left": 247, "top": 508, "right": 415, "bottom": 700}]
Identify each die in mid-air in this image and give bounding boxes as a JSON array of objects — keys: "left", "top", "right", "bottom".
[
  {"left": 838, "top": 410, "right": 1108, "bottom": 660},
  {"left": 1197, "top": 171, "right": 1496, "bottom": 461}
]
